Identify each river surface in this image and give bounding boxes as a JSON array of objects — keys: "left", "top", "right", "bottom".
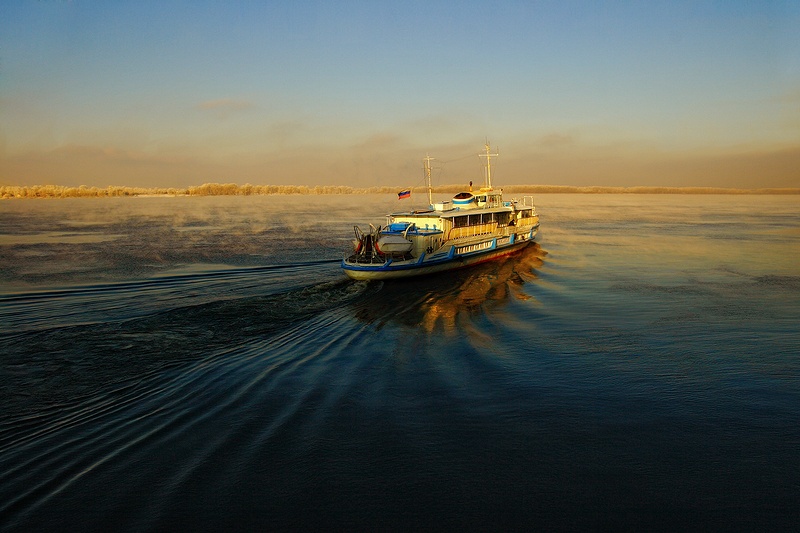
[{"left": 1, "top": 194, "right": 798, "bottom": 531}]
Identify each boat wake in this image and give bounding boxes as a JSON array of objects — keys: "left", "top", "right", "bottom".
[{"left": 0, "top": 247, "right": 549, "bottom": 531}]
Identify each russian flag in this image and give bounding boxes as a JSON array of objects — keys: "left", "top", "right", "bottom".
[{"left": 398, "top": 189, "right": 411, "bottom": 199}]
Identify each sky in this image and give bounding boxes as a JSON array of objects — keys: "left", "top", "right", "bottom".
[{"left": 1, "top": 0, "right": 799, "bottom": 189}]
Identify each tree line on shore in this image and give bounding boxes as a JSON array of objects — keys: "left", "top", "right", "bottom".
[
  {"left": 2, "top": 183, "right": 797, "bottom": 199},
  {"left": 0, "top": 183, "right": 390, "bottom": 199}
]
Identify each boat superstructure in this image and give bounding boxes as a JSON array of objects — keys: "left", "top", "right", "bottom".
[{"left": 342, "top": 143, "right": 540, "bottom": 280}]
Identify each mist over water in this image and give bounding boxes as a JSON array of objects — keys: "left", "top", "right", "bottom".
[{"left": 1, "top": 194, "right": 798, "bottom": 531}]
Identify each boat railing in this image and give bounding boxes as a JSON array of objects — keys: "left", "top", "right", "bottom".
[
  {"left": 521, "top": 196, "right": 536, "bottom": 208},
  {"left": 446, "top": 222, "right": 497, "bottom": 240}
]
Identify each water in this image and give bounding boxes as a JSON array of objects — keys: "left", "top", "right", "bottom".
[{"left": 1, "top": 194, "right": 798, "bottom": 531}]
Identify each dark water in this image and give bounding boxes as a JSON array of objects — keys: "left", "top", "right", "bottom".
[{"left": 1, "top": 194, "right": 798, "bottom": 531}]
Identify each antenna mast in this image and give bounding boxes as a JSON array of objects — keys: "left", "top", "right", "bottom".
[
  {"left": 423, "top": 154, "right": 435, "bottom": 207},
  {"left": 479, "top": 141, "right": 499, "bottom": 189}
]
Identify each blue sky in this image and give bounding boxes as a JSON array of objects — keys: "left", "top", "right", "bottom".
[{"left": 2, "top": 1, "right": 799, "bottom": 188}]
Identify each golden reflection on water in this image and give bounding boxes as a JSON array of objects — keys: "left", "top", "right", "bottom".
[{"left": 354, "top": 243, "right": 546, "bottom": 332}]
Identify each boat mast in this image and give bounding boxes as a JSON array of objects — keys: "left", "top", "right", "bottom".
[
  {"left": 480, "top": 141, "right": 499, "bottom": 189},
  {"left": 423, "top": 154, "right": 434, "bottom": 207}
]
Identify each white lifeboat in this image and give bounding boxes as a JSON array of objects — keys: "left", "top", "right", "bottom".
[
  {"left": 452, "top": 191, "right": 477, "bottom": 209},
  {"left": 376, "top": 234, "right": 413, "bottom": 254}
]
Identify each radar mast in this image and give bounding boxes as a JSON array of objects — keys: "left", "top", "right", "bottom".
[{"left": 479, "top": 141, "right": 499, "bottom": 190}]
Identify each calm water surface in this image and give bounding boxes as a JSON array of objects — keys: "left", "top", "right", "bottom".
[{"left": 1, "top": 194, "right": 798, "bottom": 531}]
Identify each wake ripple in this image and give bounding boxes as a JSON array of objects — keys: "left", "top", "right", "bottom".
[{"left": 0, "top": 268, "right": 379, "bottom": 530}]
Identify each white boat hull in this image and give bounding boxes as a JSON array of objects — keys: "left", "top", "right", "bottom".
[
  {"left": 343, "top": 241, "right": 529, "bottom": 280},
  {"left": 342, "top": 228, "right": 537, "bottom": 280}
]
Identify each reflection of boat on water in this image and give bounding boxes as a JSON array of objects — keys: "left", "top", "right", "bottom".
[
  {"left": 351, "top": 243, "right": 546, "bottom": 332},
  {"left": 342, "top": 143, "right": 540, "bottom": 280}
]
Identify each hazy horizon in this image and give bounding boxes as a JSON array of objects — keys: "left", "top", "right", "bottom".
[
  {"left": 3, "top": 182, "right": 799, "bottom": 201},
  {"left": 2, "top": 2, "right": 799, "bottom": 189}
]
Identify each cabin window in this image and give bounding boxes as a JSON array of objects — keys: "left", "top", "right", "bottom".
[{"left": 453, "top": 213, "right": 501, "bottom": 228}]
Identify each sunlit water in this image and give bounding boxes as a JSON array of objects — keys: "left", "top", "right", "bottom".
[{"left": 1, "top": 194, "right": 798, "bottom": 531}]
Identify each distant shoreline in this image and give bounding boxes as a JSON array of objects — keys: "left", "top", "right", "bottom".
[{"left": 2, "top": 183, "right": 798, "bottom": 199}]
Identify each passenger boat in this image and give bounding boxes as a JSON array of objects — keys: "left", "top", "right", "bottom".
[{"left": 342, "top": 143, "right": 540, "bottom": 280}]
